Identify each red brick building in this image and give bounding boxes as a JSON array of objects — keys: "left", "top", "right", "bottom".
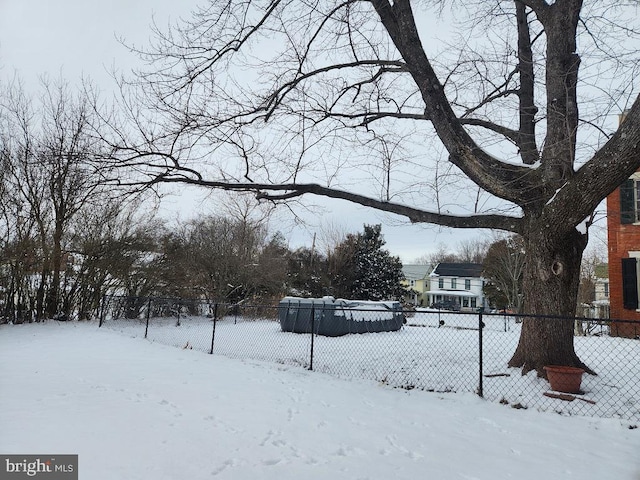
[{"left": 606, "top": 169, "right": 640, "bottom": 337}]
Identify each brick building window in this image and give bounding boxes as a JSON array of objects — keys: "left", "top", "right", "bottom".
[
  {"left": 622, "top": 257, "right": 639, "bottom": 310},
  {"left": 620, "top": 179, "right": 640, "bottom": 224}
]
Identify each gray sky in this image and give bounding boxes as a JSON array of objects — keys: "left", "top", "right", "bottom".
[{"left": 0, "top": 0, "right": 509, "bottom": 261}]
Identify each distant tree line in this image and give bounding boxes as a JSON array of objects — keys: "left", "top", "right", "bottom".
[{"left": 0, "top": 205, "right": 406, "bottom": 322}]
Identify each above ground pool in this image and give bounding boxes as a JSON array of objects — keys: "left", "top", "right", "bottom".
[{"left": 278, "top": 296, "right": 405, "bottom": 337}]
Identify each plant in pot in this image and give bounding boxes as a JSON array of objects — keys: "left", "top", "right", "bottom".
[{"left": 543, "top": 365, "right": 585, "bottom": 394}]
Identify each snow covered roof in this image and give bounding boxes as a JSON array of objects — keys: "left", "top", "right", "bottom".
[
  {"left": 430, "top": 263, "right": 484, "bottom": 278},
  {"left": 402, "top": 264, "right": 432, "bottom": 280}
]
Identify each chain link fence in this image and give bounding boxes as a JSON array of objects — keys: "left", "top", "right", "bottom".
[{"left": 99, "top": 295, "right": 640, "bottom": 421}]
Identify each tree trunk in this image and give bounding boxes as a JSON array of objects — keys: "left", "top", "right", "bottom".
[
  {"left": 35, "top": 268, "right": 48, "bottom": 321},
  {"left": 508, "top": 227, "right": 594, "bottom": 377},
  {"left": 46, "top": 224, "right": 63, "bottom": 319}
]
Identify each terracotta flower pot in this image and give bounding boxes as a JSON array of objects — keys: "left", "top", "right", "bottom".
[{"left": 544, "top": 365, "right": 585, "bottom": 394}]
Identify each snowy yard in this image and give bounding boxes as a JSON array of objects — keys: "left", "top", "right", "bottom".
[
  {"left": 0, "top": 321, "right": 638, "bottom": 480},
  {"left": 101, "top": 311, "right": 640, "bottom": 420}
]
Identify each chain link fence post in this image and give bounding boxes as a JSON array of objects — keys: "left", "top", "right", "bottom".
[
  {"left": 309, "top": 304, "right": 315, "bottom": 371},
  {"left": 478, "top": 311, "right": 484, "bottom": 398},
  {"left": 210, "top": 303, "right": 218, "bottom": 355},
  {"left": 98, "top": 295, "right": 106, "bottom": 328},
  {"left": 144, "top": 297, "right": 152, "bottom": 339}
]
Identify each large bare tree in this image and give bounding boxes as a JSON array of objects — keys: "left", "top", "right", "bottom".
[
  {"left": 108, "top": 0, "right": 640, "bottom": 375},
  {"left": 1, "top": 79, "right": 119, "bottom": 319}
]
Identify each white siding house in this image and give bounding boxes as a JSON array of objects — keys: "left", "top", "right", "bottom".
[{"left": 426, "top": 263, "right": 487, "bottom": 312}]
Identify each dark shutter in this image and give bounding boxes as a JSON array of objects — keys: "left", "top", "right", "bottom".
[
  {"left": 622, "top": 257, "right": 638, "bottom": 310},
  {"left": 620, "top": 179, "right": 635, "bottom": 224}
]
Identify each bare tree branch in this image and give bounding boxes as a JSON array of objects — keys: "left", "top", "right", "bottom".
[{"left": 146, "top": 176, "right": 524, "bottom": 232}]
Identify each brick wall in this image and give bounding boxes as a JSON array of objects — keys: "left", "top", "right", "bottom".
[{"left": 606, "top": 180, "right": 640, "bottom": 337}]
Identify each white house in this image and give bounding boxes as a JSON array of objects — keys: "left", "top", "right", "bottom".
[
  {"left": 426, "top": 263, "right": 487, "bottom": 312},
  {"left": 592, "top": 263, "right": 610, "bottom": 319}
]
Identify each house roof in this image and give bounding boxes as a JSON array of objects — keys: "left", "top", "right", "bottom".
[
  {"left": 402, "top": 264, "right": 432, "bottom": 280},
  {"left": 431, "top": 262, "right": 484, "bottom": 278},
  {"left": 595, "top": 263, "right": 608, "bottom": 279}
]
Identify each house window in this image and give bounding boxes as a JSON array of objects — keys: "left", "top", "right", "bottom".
[
  {"left": 620, "top": 178, "right": 640, "bottom": 224},
  {"left": 451, "top": 278, "right": 457, "bottom": 289},
  {"left": 409, "top": 280, "right": 415, "bottom": 287},
  {"left": 465, "top": 279, "right": 471, "bottom": 290},
  {"left": 604, "top": 282, "right": 609, "bottom": 298},
  {"left": 622, "top": 257, "right": 639, "bottom": 310},
  {"left": 438, "top": 278, "right": 444, "bottom": 289},
  {"left": 462, "top": 297, "right": 469, "bottom": 308},
  {"left": 471, "top": 298, "right": 477, "bottom": 308}
]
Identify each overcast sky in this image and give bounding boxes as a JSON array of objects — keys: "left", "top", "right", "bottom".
[{"left": 0, "top": 0, "right": 550, "bottom": 262}]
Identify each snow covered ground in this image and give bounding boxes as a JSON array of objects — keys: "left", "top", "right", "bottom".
[{"left": 1, "top": 321, "right": 638, "bottom": 479}]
